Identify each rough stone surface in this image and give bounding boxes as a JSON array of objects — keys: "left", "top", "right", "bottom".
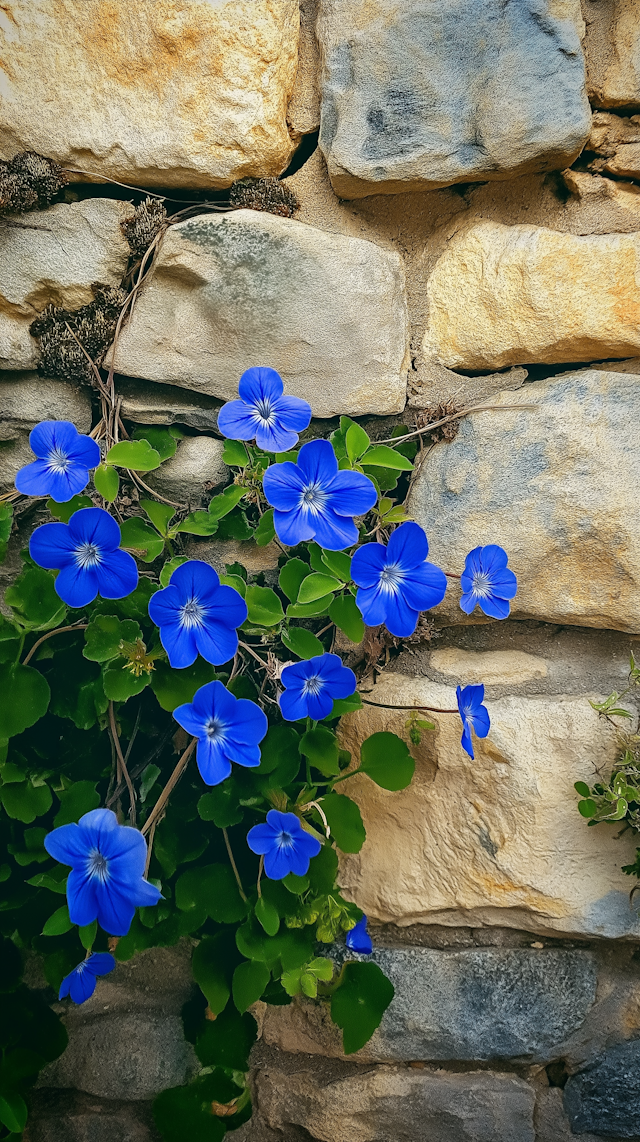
[
  {"left": 0, "top": 199, "right": 129, "bottom": 370},
  {"left": 534, "top": 1087, "right": 606, "bottom": 1142},
  {"left": 317, "top": 0, "right": 590, "bottom": 198},
  {"left": 423, "top": 222, "right": 640, "bottom": 370},
  {"left": 407, "top": 370, "right": 640, "bottom": 633},
  {"left": 429, "top": 649, "right": 548, "bottom": 687},
  {"left": 117, "top": 379, "right": 223, "bottom": 432},
  {"left": 588, "top": 111, "right": 640, "bottom": 180},
  {"left": 0, "top": 373, "right": 92, "bottom": 492},
  {"left": 254, "top": 1050, "right": 536, "bottom": 1142},
  {"left": 144, "top": 435, "right": 227, "bottom": 505},
  {"left": 0, "top": 0, "right": 299, "bottom": 188},
  {"left": 408, "top": 363, "right": 527, "bottom": 411},
  {"left": 564, "top": 1039, "right": 640, "bottom": 1137},
  {"left": 110, "top": 210, "right": 409, "bottom": 417},
  {"left": 26, "top": 1090, "right": 157, "bottom": 1142},
  {"left": 584, "top": 0, "right": 640, "bottom": 111},
  {"left": 334, "top": 672, "right": 640, "bottom": 938},
  {"left": 288, "top": 0, "right": 321, "bottom": 135}
]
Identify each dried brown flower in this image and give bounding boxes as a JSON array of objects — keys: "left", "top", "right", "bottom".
[
  {"left": 30, "top": 283, "right": 126, "bottom": 384},
  {"left": 121, "top": 197, "right": 167, "bottom": 258},
  {"left": 0, "top": 151, "right": 68, "bottom": 216},
  {"left": 230, "top": 177, "right": 299, "bottom": 218},
  {"left": 415, "top": 399, "right": 463, "bottom": 443}
]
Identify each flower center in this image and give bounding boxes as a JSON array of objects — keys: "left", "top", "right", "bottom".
[
  {"left": 302, "top": 674, "right": 324, "bottom": 697},
  {"left": 88, "top": 849, "right": 109, "bottom": 882},
  {"left": 379, "top": 561, "right": 404, "bottom": 592},
  {"left": 277, "top": 831, "right": 293, "bottom": 849},
  {"left": 254, "top": 397, "right": 275, "bottom": 424},
  {"left": 472, "top": 572, "right": 492, "bottom": 597},
  {"left": 46, "top": 446, "right": 71, "bottom": 473},
  {"left": 300, "top": 481, "right": 327, "bottom": 514},
  {"left": 74, "top": 542, "right": 101, "bottom": 569},
  {"left": 205, "top": 717, "right": 225, "bottom": 741},
  {"left": 179, "top": 597, "right": 206, "bottom": 629}
]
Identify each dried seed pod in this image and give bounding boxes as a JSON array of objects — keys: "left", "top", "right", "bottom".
[
  {"left": 0, "top": 151, "right": 67, "bottom": 216},
  {"left": 30, "top": 282, "right": 126, "bottom": 384},
  {"left": 121, "top": 197, "right": 167, "bottom": 258},
  {"left": 230, "top": 177, "right": 299, "bottom": 218}
]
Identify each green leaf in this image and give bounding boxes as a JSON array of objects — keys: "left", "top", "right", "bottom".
[
  {"left": 46, "top": 494, "right": 93, "bottom": 523},
  {"left": 84, "top": 614, "right": 142, "bottom": 662},
  {"left": 219, "top": 573, "right": 246, "bottom": 597},
  {"left": 54, "top": 781, "right": 99, "bottom": 826},
  {"left": 106, "top": 439, "right": 161, "bottom": 471},
  {"left": 176, "top": 864, "right": 247, "bottom": 924},
  {"left": 254, "top": 508, "right": 276, "bottom": 547},
  {"left": 0, "top": 1091, "right": 27, "bottom": 1134},
  {"left": 297, "top": 573, "right": 341, "bottom": 604},
  {"left": 321, "top": 550, "right": 351, "bottom": 581},
  {"left": 255, "top": 895, "right": 280, "bottom": 937},
  {"left": 299, "top": 726, "right": 339, "bottom": 776},
  {"left": 26, "top": 871, "right": 68, "bottom": 894},
  {"left": 132, "top": 424, "right": 177, "bottom": 462},
  {"left": 283, "top": 872, "right": 309, "bottom": 894},
  {"left": 140, "top": 499, "right": 176, "bottom": 535},
  {"left": 577, "top": 798, "right": 598, "bottom": 818},
  {"left": 0, "top": 936, "right": 23, "bottom": 993},
  {"left": 245, "top": 585, "right": 284, "bottom": 627},
  {"left": 153, "top": 1083, "right": 226, "bottom": 1142},
  {"left": 191, "top": 935, "right": 232, "bottom": 1015},
  {"left": 346, "top": 422, "right": 370, "bottom": 463},
  {"left": 93, "top": 463, "right": 119, "bottom": 501},
  {"left": 208, "top": 485, "right": 246, "bottom": 521},
  {"left": 0, "top": 502, "right": 13, "bottom": 563},
  {"left": 331, "top": 961, "right": 394, "bottom": 1054},
  {"left": 361, "top": 444, "right": 413, "bottom": 470},
  {"left": 151, "top": 658, "right": 216, "bottom": 712},
  {"left": 360, "top": 731, "right": 415, "bottom": 791},
  {"left": 329, "top": 594, "right": 364, "bottom": 643},
  {"left": 0, "top": 663, "right": 50, "bottom": 740},
  {"left": 281, "top": 627, "right": 324, "bottom": 660},
  {"left": 321, "top": 793, "right": 366, "bottom": 853},
  {"left": 119, "top": 517, "right": 165, "bottom": 562},
  {"left": 5, "top": 564, "right": 66, "bottom": 631},
  {"left": 102, "top": 662, "right": 149, "bottom": 702},
  {"left": 197, "top": 786, "right": 243, "bottom": 829},
  {"left": 286, "top": 595, "right": 334, "bottom": 619},
  {"left": 195, "top": 1007, "right": 257, "bottom": 1071},
  {"left": 232, "top": 960, "right": 270, "bottom": 1013},
  {"left": 176, "top": 510, "right": 219, "bottom": 536},
  {"left": 279, "top": 558, "right": 310, "bottom": 602},
  {"left": 42, "top": 904, "right": 73, "bottom": 936},
  {"left": 574, "top": 781, "right": 591, "bottom": 798},
  {"left": 160, "top": 556, "right": 188, "bottom": 587},
  {"left": 326, "top": 693, "right": 363, "bottom": 719},
  {"left": 222, "top": 440, "right": 249, "bottom": 467},
  {"left": 79, "top": 920, "right": 98, "bottom": 950},
  {"left": 256, "top": 724, "right": 300, "bottom": 775}
]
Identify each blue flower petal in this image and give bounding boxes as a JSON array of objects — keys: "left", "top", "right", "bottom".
[
  {"left": 170, "top": 559, "right": 221, "bottom": 595},
  {"left": 459, "top": 589, "right": 478, "bottom": 615},
  {"left": 29, "top": 421, "right": 81, "bottom": 458},
  {"left": 194, "top": 621, "right": 239, "bottom": 667},
  {"left": 460, "top": 720, "right": 475, "bottom": 759},
  {"left": 147, "top": 583, "right": 181, "bottom": 627},
  {"left": 346, "top": 915, "right": 373, "bottom": 955},
  {"left": 202, "top": 583, "right": 248, "bottom": 630},
  {"left": 247, "top": 822, "right": 279, "bottom": 856},
  {"left": 468, "top": 704, "right": 490, "bottom": 738},
  {"left": 231, "top": 698, "right": 268, "bottom": 745},
  {"left": 386, "top": 521, "right": 429, "bottom": 568},
  {"left": 355, "top": 583, "right": 388, "bottom": 628},
  {"left": 88, "top": 953, "right": 117, "bottom": 977},
  {"left": 95, "top": 881, "right": 137, "bottom": 937},
  {"left": 350, "top": 543, "right": 386, "bottom": 589},
  {"left": 94, "top": 549, "right": 138, "bottom": 601},
  {"left": 263, "top": 845, "right": 296, "bottom": 879},
  {"left": 122, "top": 877, "right": 162, "bottom": 908},
  {"left": 225, "top": 739, "right": 262, "bottom": 769},
  {"left": 68, "top": 966, "right": 98, "bottom": 1004},
  {"left": 305, "top": 689, "right": 334, "bottom": 720},
  {"left": 217, "top": 400, "right": 260, "bottom": 441},
  {"left": 262, "top": 461, "right": 306, "bottom": 512},
  {"left": 488, "top": 569, "right": 518, "bottom": 600},
  {"left": 254, "top": 419, "right": 299, "bottom": 453},
  {"left": 238, "top": 366, "right": 284, "bottom": 405},
  {"left": 279, "top": 687, "right": 309, "bottom": 722},
  {"left": 69, "top": 436, "right": 101, "bottom": 469},
  {"left": 55, "top": 563, "right": 100, "bottom": 608},
  {"left": 68, "top": 507, "right": 121, "bottom": 550},
  {"left": 29, "top": 522, "right": 76, "bottom": 569},
  {"left": 383, "top": 590, "right": 419, "bottom": 638},
  {"left": 311, "top": 506, "right": 359, "bottom": 551},
  {"left": 159, "top": 621, "right": 199, "bottom": 669},
  {"left": 296, "top": 439, "right": 338, "bottom": 485},
  {"left": 44, "top": 822, "right": 87, "bottom": 865},
  {"left": 274, "top": 395, "right": 312, "bottom": 432},
  {"left": 273, "top": 507, "right": 315, "bottom": 547},
  {"left": 66, "top": 869, "right": 98, "bottom": 927},
  {"left": 476, "top": 593, "right": 511, "bottom": 620},
  {"left": 172, "top": 699, "right": 205, "bottom": 738},
  {"left": 400, "top": 562, "right": 447, "bottom": 612},
  {"left": 478, "top": 544, "right": 509, "bottom": 573},
  {"left": 326, "top": 469, "right": 378, "bottom": 519}
]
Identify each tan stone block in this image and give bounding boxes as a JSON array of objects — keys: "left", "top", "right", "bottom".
[
  {"left": 430, "top": 649, "right": 548, "bottom": 686},
  {"left": 584, "top": 0, "right": 640, "bottom": 111}
]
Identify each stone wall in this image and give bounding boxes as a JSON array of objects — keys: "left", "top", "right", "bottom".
[{"left": 3, "top": 0, "right": 640, "bottom": 1138}]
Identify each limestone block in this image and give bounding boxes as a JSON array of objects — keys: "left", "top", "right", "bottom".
[
  {"left": 110, "top": 211, "right": 409, "bottom": 417},
  {"left": 564, "top": 1039, "right": 640, "bottom": 1137},
  {"left": 335, "top": 673, "right": 640, "bottom": 938},
  {"left": 288, "top": 0, "right": 321, "bottom": 135},
  {"left": 27, "top": 1090, "right": 155, "bottom": 1142},
  {"left": 423, "top": 222, "right": 640, "bottom": 371},
  {"left": 0, "top": 1, "right": 299, "bottom": 188},
  {"left": 584, "top": 0, "right": 640, "bottom": 111},
  {"left": 407, "top": 370, "right": 640, "bottom": 633},
  {"left": 117, "top": 379, "right": 222, "bottom": 432},
  {"left": 255, "top": 1055, "right": 536, "bottom": 1142},
  {"left": 429, "top": 649, "right": 548, "bottom": 687},
  {"left": 0, "top": 199, "right": 130, "bottom": 370},
  {"left": 588, "top": 111, "right": 640, "bottom": 180},
  {"left": 0, "top": 373, "right": 92, "bottom": 492},
  {"left": 144, "top": 435, "right": 227, "bottom": 506},
  {"left": 316, "top": 0, "right": 590, "bottom": 198}
]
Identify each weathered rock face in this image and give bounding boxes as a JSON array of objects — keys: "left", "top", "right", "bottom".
[
  {"left": 317, "top": 0, "right": 590, "bottom": 198},
  {"left": 0, "top": 199, "right": 129, "bottom": 370},
  {"left": 0, "top": 373, "right": 92, "bottom": 492},
  {"left": 335, "top": 672, "right": 640, "bottom": 938},
  {"left": 408, "top": 369, "right": 640, "bottom": 633},
  {"left": 0, "top": 0, "right": 300, "bottom": 188},
  {"left": 117, "top": 380, "right": 223, "bottom": 433},
  {"left": 423, "top": 221, "right": 640, "bottom": 370},
  {"left": 564, "top": 1039, "right": 640, "bottom": 1137},
  {"left": 144, "top": 435, "right": 227, "bottom": 505},
  {"left": 110, "top": 210, "right": 409, "bottom": 417},
  {"left": 588, "top": 111, "right": 640, "bottom": 179},
  {"left": 584, "top": 0, "right": 640, "bottom": 111}
]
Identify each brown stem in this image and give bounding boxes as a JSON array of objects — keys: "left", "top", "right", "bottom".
[
  {"left": 144, "top": 820, "right": 157, "bottom": 878},
  {"left": 222, "top": 827, "right": 248, "bottom": 902},
  {"left": 360, "top": 698, "right": 458, "bottom": 714},
  {"left": 373, "top": 402, "right": 538, "bottom": 447},
  {"left": 238, "top": 640, "right": 269, "bottom": 669},
  {"left": 256, "top": 855, "right": 264, "bottom": 899},
  {"left": 127, "top": 469, "right": 185, "bottom": 510},
  {"left": 22, "top": 623, "right": 88, "bottom": 666},
  {"left": 108, "top": 702, "right": 137, "bottom": 826},
  {"left": 444, "top": 572, "right": 461, "bottom": 579},
  {"left": 141, "top": 738, "right": 196, "bottom": 837}
]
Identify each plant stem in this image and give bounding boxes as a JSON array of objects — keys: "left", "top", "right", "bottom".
[
  {"left": 141, "top": 737, "right": 196, "bottom": 837},
  {"left": 108, "top": 702, "right": 137, "bottom": 826},
  {"left": 256, "top": 855, "right": 264, "bottom": 899},
  {"left": 360, "top": 698, "right": 458, "bottom": 714},
  {"left": 22, "top": 623, "right": 88, "bottom": 666},
  {"left": 373, "top": 402, "right": 538, "bottom": 447},
  {"left": 222, "top": 828, "right": 247, "bottom": 902},
  {"left": 238, "top": 640, "right": 269, "bottom": 668}
]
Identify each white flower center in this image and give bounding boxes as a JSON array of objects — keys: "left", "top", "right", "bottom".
[
  {"left": 277, "top": 831, "right": 293, "bottom": 848},
  {"left": 379, "top": 561, "right": 404, "bottom": 593},
  {"left": 472, "top": 572, "right": 492, "bottom": 597},
  {"left": 205, "top": 717, "right": 225, "bottom": 741},
  {"left": 254, "top": 398, "right": 275, "bottom": 425},
  {"left": 302, "top": 674, "right": 324, "bottom": 696},
  {"left": 74, "top": 542, "right": 101, "bottom": 569},
  {"left": 299, "top": 481, "right": 327, "bottom": 515},
  {"left": 88, "top": 849, "right": 109, "bottom": 882},
  {"left": 179, "top": 597, "right": 207, "bottom": 629},
  {"left": 46, "top": 446, "right": 71, "bottom": 474}
]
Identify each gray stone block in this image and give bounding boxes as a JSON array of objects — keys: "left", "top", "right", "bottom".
[
  {"left": 564, "top": 1038, "right": 640, "bottom": 1138},
  {"left": 317, "top": 0, "right": 591, "bottom": 197},
  {"left": 26, "top": 1090, "right": 157, "bottom": 1142}
]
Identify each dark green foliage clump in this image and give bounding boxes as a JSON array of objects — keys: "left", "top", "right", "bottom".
[
  {"left": 121, "top": 197, "right": 167, "bottom": 258},
  {"left": 0, "top": 151, "right": 68, "bottom": 216},
  {"left": 230, "top": 177, "right": 299, "bottom": 218},
  {"left": 30, "top": 283, "right": 126, "bottom": 384}
]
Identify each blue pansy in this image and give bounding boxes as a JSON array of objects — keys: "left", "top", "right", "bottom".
[
  {"left": 262, "top": 439, "right": 377, "bottom": 551},
  {"left": 15, "top": 420, "right": 100, "bottom": 502},
  {"left": 279, "top": 653, "right": 356, "bottom": 721},
  {"left": 173, "top": 679, "right": 268, "bottom": 786},
  {"left": 247, "top": 809, "right": 321, "bottom": 880},
  {"left": 217, "top": 367, "right": 312, "bottom": 453},
  {"left": 456, "top": 684, "right": 490, "bottom": 760},
  {"left": 148, "top": 560, "right": 247, "bottom": 669},
  {"left": 59, "top": 953, "right": 116, "bottom": 1004},
  {"left": 30, "top": 507, "right": 138, "bottom": 608},
  {"left": 44, "top": 808, "right": 161, "bottom": 937},
  {"left": 346, "top": 914, "right": 373, "bottom": 955},
  {"left": 460, "top": 545, "right": 517, "bottom": 620},
  {"left": 351, "top": 521, "right": 447, "bottom": 637}
]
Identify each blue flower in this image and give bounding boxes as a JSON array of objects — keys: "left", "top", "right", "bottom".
[
  {"left": 59, "top": 953, "right": 116, "bottom": 1004},
  {"left": 30, "top": 507, "right": 138, "bottom": 608},
  {"left": 247, "top": 809, "right": 321, "bottom": 880},
  {"left": 173, "top": 680, "right": 268, "bottom": 786},
  {"left": 279, "top": 653, "right": 356, "bottom": 721},
  {"left": 217, "top": 367, "right": 312, "bottom": 453},
  {"left": 460, "top": 545, "right": 517, "bottom": 620},
  {"left": 44, "top": 808, "right": 161, "bottom": 937},
  {"left": 351, "top": 522, "right": 447, "bottom": 637},
  {"left": 262, "top": 439, "right": 377, "bottom": 551},
  {"left": 346, "top": 915, "right": 373, "bottom": 955},
  {"left": 148, "top": 560, "right": 247, "bottom": 669},
  {"left": 456, "top": 684, "right": 490, "bottom": 760},
  {"left": 15, "top": 420, "right": 100, "bottom": 502}
]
